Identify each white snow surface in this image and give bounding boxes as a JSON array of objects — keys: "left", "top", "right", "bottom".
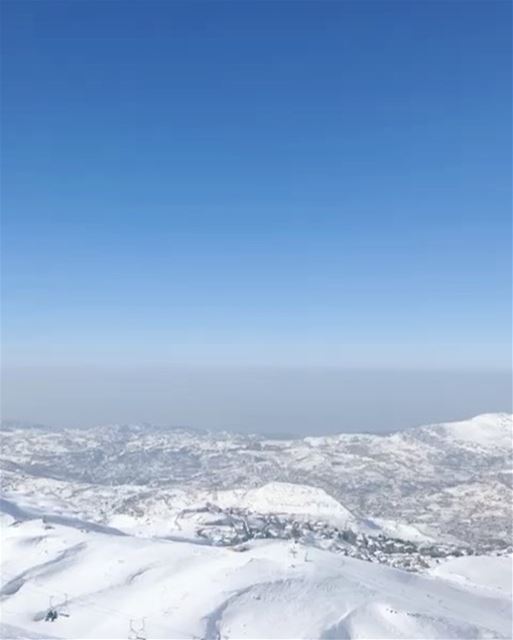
[
  {"left": 1, "top": 412, "right": 512, "bottom": 545},
  {"left": 429, "top": 555, "right": 512, "bottom": 594},
  {"left": 1, "top": 414, "right": 512, "bottom": 638},
  {"left": 424, "top": 413, "right": 513, "bottom": 450},
  {"left": 212, "top": 482, "right": 359, "bottom": 528},
  {"left": 0, "top": 505, "right": 511, "bottom": 640}
]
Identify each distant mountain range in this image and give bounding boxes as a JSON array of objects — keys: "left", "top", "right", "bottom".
[
  {"left": 1, "top": 413, "right": 512, "bottom": 638},
  {"left": 1, "top": 413, "right": 511, "bottom": 547}
]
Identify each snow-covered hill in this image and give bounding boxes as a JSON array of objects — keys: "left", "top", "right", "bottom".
[
  {"left": 429, "top": 555, "right": 512, "bottom": 594},
  {"left": 1, "top": 507, "right": 511, "bottom": 639},
  {"left": 414, "top": 413, "right": 512, "bottom": 451},
  {"left": 1, "top": 415, "right": 511, "bottom": 638},
  {"left": 212, "top": 482, "right": 360, "bottom": 528},
  {"left": 1, "top": 413, "right": 511, "bottom": 546}
]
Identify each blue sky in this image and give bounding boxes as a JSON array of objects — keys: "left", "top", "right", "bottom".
[{"left": 2, "top": 0, "right": 511, "bottom": 373}]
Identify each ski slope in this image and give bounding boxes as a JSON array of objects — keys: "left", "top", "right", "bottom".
[
  {"left": 211, "top": 482, "right": 360, "bottom": 528},
  {"left": 1, "top": 508, "right": 511, "bottom": 639}
]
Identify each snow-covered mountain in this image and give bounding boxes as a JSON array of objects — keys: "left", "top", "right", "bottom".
[
  {"left": 1, "top": 506, "right": 511, "bottom": 639},
  {"left": 1, "top": 414, "right": 512, "bottom": 638},
  {"left": 211, "top": 482, "right": 360, "bottom": 528},
  {"left": 1, "top": 413, "right": 511, "bottom": 547}
]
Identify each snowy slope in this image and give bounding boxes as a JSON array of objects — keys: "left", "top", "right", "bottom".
[
  {"left": 413, "top": 413, "right": 513, "bottom": 452},
  {"left": 1, "top": 413, "right": 511, "bottom": 545},
  {"left": 1, "top": 509, "right": 511, "bottom": 640},
  {"left": 429, "top": 555, "right": 512, "bottom": 594},
  {"left": 212, "top": 482, "right": 360, "bottom": 528}
]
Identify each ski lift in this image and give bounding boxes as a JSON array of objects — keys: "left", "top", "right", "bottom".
[
  {"left": 45, "top": 596, "right": 59, "bottom": 622},
  {"left": 45, "top": 609, "right": 58, "bottom": 622},
  {"left": 45, "top": 609, "right": 59, "bottom": 622},
  {"left": 59, "top": 593, "right": 71, "bottom": 618},
  {"left": 43, "top": 593, "right": 71, "bottom": 622},
  {"left": 128, "top": 618, "right": 147, "bottom": 640}
]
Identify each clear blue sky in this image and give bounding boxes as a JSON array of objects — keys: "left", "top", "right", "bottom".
[{"left": 2, "top": 0, "right": 511, "bottom": 372}]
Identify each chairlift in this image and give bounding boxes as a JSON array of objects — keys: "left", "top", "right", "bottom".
[
  {"left": 45, "top": 609, "right": 58, "bottom": 622},
  {"left": 45, "top": 596, "right": 59, "bottom": 622},
  {"left": 59, "top": 592, "right": 71, "bottom": 618},
  {"left": 128, "top": 618, "right": 147, "bottom": 640}
]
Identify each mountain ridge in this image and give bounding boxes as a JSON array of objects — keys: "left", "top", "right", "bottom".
[{"left": 1, "top": 413, "right": 511, "bottom": 546}]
